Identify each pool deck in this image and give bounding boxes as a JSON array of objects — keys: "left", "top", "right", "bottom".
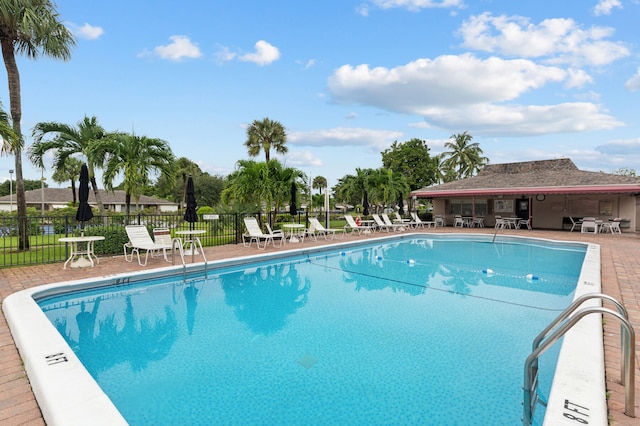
[{"left": 1, "top": 227, "right": 639, "bottom": 425}]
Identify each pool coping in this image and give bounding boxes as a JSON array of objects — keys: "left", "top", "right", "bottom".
[{"left": 2, "top": 233, "right": 606, "bottom": 425}]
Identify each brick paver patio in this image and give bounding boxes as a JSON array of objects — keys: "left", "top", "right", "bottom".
[{"left": 1, "top": 227, "right": 638, "bottom": 425}]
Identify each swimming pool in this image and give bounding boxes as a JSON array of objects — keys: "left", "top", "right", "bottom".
[{"left": 3, "top": 234, "right": 607, "bottom": 425}]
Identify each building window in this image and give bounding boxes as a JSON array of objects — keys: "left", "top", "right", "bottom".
[{"left": 449, "top": 199, "right": 487, "bottom": 216}]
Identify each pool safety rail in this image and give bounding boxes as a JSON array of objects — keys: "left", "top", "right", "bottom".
[
  {"left": 171, "top": 237, "right": 186, "bottom": 265},
  {"left": 522, "top": 293, "right": 635, "bottom": 426}
]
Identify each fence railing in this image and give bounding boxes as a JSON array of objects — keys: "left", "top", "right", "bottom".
[{"left": 0, "top": 211, "right": 317, "bottom": 268}]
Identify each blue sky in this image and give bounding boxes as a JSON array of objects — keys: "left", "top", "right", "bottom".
[{"left": 1, "top": 0, "right": 639, "bottom": 189}]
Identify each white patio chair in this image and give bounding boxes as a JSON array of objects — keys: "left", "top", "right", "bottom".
[
  {"left": 308, "top": 217, "right": 344, "bottom": 240},
  {"left": 124, "top": 225, "right": 175, "bottom": 266},
  {"left": 265, "top": 223, "right": 286, "bottom": 246},
  {"left": 344, "top": 214, "right": 375, "bottom": 235},
  {"left": 580, "top": 217, "right": 598, "bottom": 234},
  {"left": 410, "top": 212, "right": 434, "bottom": 229},
  {"left": 242, "top": 217, "right": 278, "bottom": 249},
  {"left": 381, "top": 213, "right": 407, "bottom": 231},
  {"left": 569, "top": 217, "right": 583, "bottom": 232},
  {"left": 600, "top": 218, "right": 622, "bottom": 235},
  {"left": 454, "top": 215, "right": 464, "bottom": 228},
  {"left": 152, "top": 228, "right": 173, "bottom": 261}
]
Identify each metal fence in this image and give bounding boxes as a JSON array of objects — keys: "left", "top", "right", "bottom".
[{"left": 0, "top": 211, "right": 314, "bottom": 268}]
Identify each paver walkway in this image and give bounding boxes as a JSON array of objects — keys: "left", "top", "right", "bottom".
[{"left": 1, "top": 227, "right": 638, "bottom": 425}]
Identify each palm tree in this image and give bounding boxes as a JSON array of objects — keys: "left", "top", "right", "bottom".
[
  {"left": 334, "top": 168, "right": 373, "bottom": 211},
  {"left": 92, "top": 133, "right": 176, "bottom": 217},
  {"left": 51, "top": 157, "right": 83, "bottom": 206},
  {"left": 223, "top": 160, "right": 272, "bottom": 211},
  {"left": 0, "top": 0, "right": 75, "bottom": 249},
  {"left": 442, "top": 131, "right": 488, "bottom": 180},
  {"left": 0, "top": 101, "right": 19, "bottom": 155},
  {"left": 30, "top": 116, "right": 109, "bottom": 215},
  {"left": 244, "top": 118, "right": 288, "bottom": 161},
  {"left": 312, "top": 176, "right": 327, "bottom": 194},
  {"left": 366, "top": 168, "right": 409, "bottom": 212}
]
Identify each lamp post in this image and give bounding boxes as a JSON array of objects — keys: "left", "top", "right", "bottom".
[
  {"left": 41, "top": 169, "right": 46, "bottom": 214},
  {"left": 9, "top": 169, "right": 13, "bottom": 212}
]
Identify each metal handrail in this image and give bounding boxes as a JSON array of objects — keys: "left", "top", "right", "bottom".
[
  {"left": 171, "top": 237, "right": 185, "bottom": 266},
  {"left": 523, "top": 305, "right": 635, "bottom": 425},
  {"left": 532, "top": 293, "right": 629, "bottom": 383}
]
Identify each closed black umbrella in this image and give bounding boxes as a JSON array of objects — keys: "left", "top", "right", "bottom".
[
  {"left": 362, "top": 191, "right": 370, "bottom": 216},
  {"left": 398, "top": 193, "right": 404, "bottom": 215},
  {"left": 184, "top": 175, "right": 198, "bottom": 230},
  {"left": 75, "top": 163, "right": 93, "bottom": 236},
  {"left": 289, "top": 181, "right": 297, "bottom": 216}
]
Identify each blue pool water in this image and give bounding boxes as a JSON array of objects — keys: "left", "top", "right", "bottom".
[{"left": 38, "top": 236, "right": 586, "bottom": 425}]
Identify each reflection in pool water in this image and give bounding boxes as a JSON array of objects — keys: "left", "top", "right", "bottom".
[{"left": 38, "top": 236, "right": 586, "bottom": 425}]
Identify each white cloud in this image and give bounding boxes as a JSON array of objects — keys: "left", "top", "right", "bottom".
[
  {"left": 239, "top": 40, "right": 280, "bottom": 66},
  {"left": 419, "top": 102, "right": 623, "bottom": 136},
  {"left": 289, "top": 127, "right": 403, "bottom": 150},
  {"left": 408, "top": 121, "right": 431, "bottom": 129},
  {"left": 67, "top": 22, "right": 104, "bottom": 40},
  {"left": 153, "top": 36, "right": 202, "bottom": 61},
  {"left": 215, "top": 44, "right": 237, "bottom": 63},
  {"left": 327, "top": 54, "right": 622, "bottom": 136},
  {"left": 594, "top": 0, "right": 622, "bottom": 16},
  {"left": 356, "top": 3, "right": 370, "bottom": 16},
  {"left": 625, "top": 67, "right": 640, "bottom": 91},
  {"left": 295, "top": 59, "right": 316, "bottom": 69},
  {"left": 372, "top": 0, "right": 465, "bottom": 11},
  {"left": 328, "top": 54, "right": 566, "bottom": 110},
  {"left": 285, "top": 151, "right": 323, "bottom": 168},
  {"left": 595, "top": 138, "right": 640, "bottom": 155},
  {"left": 458, "top": 13, "right": 629, "bottom": 67}
]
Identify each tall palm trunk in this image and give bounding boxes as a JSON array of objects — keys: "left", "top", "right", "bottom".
[
  {"left": 70, "top": 178, "right": 77, "bottom": 206},
  {"left": 1, "top": 39, "right": 28, "bottom": 250},
  {"left": 88, "top": 167, "right": 106, "bottom": 214}
]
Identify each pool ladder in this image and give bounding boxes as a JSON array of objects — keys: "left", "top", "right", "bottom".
[
  {"left": 171, "top": 237, "right": 208, "bottom": 279},
  {"left": 171, "top": 237, "right": 186, "bottom": 266},
  {"left": 522, "top": 293, "right": 635, "bottom": 425}
]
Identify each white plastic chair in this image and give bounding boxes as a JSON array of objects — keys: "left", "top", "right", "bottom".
[
  {"left": 243, "top": 217, "right": 278, "bottom": 249},
  {"left": 124, "top": 225, "right": 175, "bottom": 266},
  {"left": 152, "top": 228, "right": 172, "bottom": 261},
  {"left": 308, "top": 217, "right": 343, "bottom": 240},
  {"left": 580, "top": 218, "right": 598, "bottom": 234},
  {"left": 569, "top": 217, "right": 583, "bottom": 232}
]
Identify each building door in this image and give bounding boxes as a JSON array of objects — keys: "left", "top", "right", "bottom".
[{"left": 516, "top": 198, "right": 530, "bottom": 222}]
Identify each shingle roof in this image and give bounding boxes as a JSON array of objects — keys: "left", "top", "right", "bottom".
[
  {"left": 0, "top": 188, "right": 177, "bottom": 206},
  {"left": 412, "top": 158, "right": 640, "bottom": 197}
]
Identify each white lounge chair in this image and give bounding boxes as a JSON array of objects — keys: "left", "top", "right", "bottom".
[
  {"left": 382, "top": 213, "right": 408, "bottom": 231},
  {"left": 344, "top": 214, "right": 375, "bottom": 235},
  {"left": 125, "top": 225, "right": 177, "bottom": 266},
  {"left": 307, "top": 217, "right": 344, "bottom": 240},
  {"left": 410, "top": 212, "right": 435, "bottom": 229},
  {"left": 243, "top": 217, "right": 280, "bottom": 249}
]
